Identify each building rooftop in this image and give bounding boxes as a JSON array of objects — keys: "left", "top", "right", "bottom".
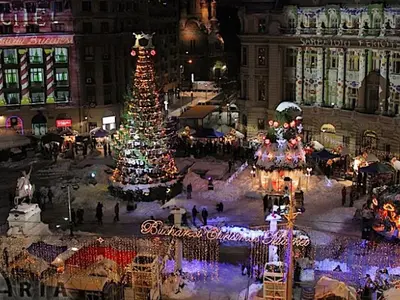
[{"left": 179, "top": 105, "right": 218, "bottom": 119}]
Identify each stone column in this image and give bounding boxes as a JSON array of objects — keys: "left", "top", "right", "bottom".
[
  {"left": 316, "top": 48, "right": 324, "bottom": 105},
  {"left": 337, "top": 49, "right": 345, "bottom": 108},
  {"left": 380, "top": 51, "right": 389, "bottom": 114},
  {"left": 357, "top": 50, "right": 367, "bottom": 111},
  {"left": 19, "top": 49, "right": 29, "bottom": 103},
  {"left": 296, "top": 47, "right": 303, "bottom": 104}
]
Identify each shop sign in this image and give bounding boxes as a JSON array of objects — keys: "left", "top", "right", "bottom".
[
  {"left": 102, "top": 116, "right": 115, "bottom": 125},
  {"left": 0, "top": 35, "right": 74, "bottom": 47},
  {"left": 300, "top": 37, "right": 400, "bottom": 49},
  {"left": 141, "top": 220, "right": 310, "bottom": 246},
  {"left": 56, "top": 119, "right": 71, "bottom": 128},
  {"left": 0, "top": 8, "right": 56, "bottom": 27}
]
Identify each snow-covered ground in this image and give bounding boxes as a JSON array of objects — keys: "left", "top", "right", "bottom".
[{"left": 1, "top": 155, "right": 395, "bottom": 299}]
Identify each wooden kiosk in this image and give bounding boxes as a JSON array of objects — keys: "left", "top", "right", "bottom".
[
  {"left": 127, "top": 254, "right": 162, "bottom": 300},
  {"left": 263, "top": 262, "right": 287, "bottom": 299}
]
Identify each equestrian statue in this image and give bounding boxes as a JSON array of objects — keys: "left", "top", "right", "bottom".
[{"left": 14, "top": 166, "right": 35, "bottom": 208}]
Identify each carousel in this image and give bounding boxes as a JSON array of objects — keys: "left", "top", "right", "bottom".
[{"left": 254, "top": 117, "right": 307, "bottom": 213}]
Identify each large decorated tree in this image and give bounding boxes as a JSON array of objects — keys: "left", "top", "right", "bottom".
[{"left": 112, "top": 35, "right": 178, "bottom": 187}]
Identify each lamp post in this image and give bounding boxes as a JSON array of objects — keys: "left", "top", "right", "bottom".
[
  {"left": 179, "top": 65, "right": 184, "bottom": 113},
  {"left": 61, "top": 180, "right": 79, "bottom": 237},
  {"left": 283, "top": 176, "right": 299, "bottom": 300}
]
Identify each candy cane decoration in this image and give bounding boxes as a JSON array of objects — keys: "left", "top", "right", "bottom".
[
  {"left": 44, "top": 48, "right": 54, "bottom": 100},
  {"left": 0, "top": 50, "right": 4, "bottom": 102},
  {"left": 19, "top": 49, "right": 29, "bottom": 101}
]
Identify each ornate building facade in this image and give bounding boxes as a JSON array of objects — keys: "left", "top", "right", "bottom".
[
  {"left": 179, "top": 0, "right": 225, "bottom": 81},
  {"left": 239, "top": 2, "right": 400, "bottom": 157},
  {"left": 0, "top": 0, "right": 179, "bottom": 135}
]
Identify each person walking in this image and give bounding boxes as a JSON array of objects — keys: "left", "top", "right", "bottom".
[
  {"left": 103, "top": 143, "right": 107, "bottom": 157},
  {"left": 341, "top": 186, "right": 347, "bottom": 206},
  {"left": 96, "top": 202, "right": 103, "bottom": 225},
  {"left": 228, "top": 160, "right": 233, "bottom": 173},
  {"left": 114, "top": 202, "right": 120, "bottom": 222},
  {"left": 186, "top": 183, "right": 192, "bottom": 199},
  {"left": 192, "top": 205, "right": 198, "bottom": 225},
  {"left": 201, "top": 208, "right": 208, "bottom": 226},
  {"left": 70, "top": 208, "right": 76, "bottom": 226},
  {"left": 3, "top": 247, "right": 9, "bottom": 269}
]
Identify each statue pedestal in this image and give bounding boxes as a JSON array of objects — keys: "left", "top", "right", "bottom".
[
  {"left": 7, "top": 204, "right": 49, "bottom": 236},
  {"left": 171, "top": 207, "right": 186, "bottom": 272}
]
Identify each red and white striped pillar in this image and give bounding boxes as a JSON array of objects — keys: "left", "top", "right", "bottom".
[
  {"left": 44, "top": 48, "right": 55, "bottom": 102},
  {"left": 19, "top": 49, "right": 29, "bottom": 103},
  {"left": 0, "top": 50, "right": 4, "bottom": 105}
]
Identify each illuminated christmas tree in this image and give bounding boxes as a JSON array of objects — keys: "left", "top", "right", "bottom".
[{"left": 112, "top": 33, "right": 178, "bottom": 186}]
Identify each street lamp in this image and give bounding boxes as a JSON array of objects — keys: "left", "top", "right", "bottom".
[
  {"left": 179, "top": 65, "right": 184, "bottom": 113},
  {"left": 61, "top": 179, "right": 79, "bottom": 236}
]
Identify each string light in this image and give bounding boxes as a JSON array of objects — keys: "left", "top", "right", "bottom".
[{"left": 112, "top": 45, "right": 178, "bottom": 186}]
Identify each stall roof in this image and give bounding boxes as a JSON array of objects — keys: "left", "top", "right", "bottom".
[{"left": 179, "top": 105, "right": 218, "bottom": 119}]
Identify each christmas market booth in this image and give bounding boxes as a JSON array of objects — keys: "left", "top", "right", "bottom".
[{"left": 370, "top": 185, "right": 400, "bottom": 240}]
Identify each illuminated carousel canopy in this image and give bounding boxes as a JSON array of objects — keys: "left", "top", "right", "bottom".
[{"left": 255, "top": 119, "right": 306, "bottom": 171}]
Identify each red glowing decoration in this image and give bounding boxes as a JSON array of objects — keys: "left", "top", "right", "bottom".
[
  {"left": 372, "top": 198, "right": 378, "bottom": 206},
  {"left": 131, "top": 50, "right": 136, "bottom": 56},
  {"left": 384, "top": 203, "right": 395, "bottom": 212},
  {"left": 150, "top": 50, "right": 156, "bottom": 56},
  {"left": 290, "top": 139, "right": 297, "bottom": 145},
  {"left": 268, "top": 120, "right": 274, "bottom": 126},
  {"left": 290, "top": 121, "right": 296, "bottom": 128},
  {"left": 296, "top": 136, "right": 302, "bottom": 142},
  {"left": 265, "top": 139, "right": 271, "bottom": 145},
  {"left": 273, "top": 121, "right": 279, "bottom": 128},
  {"left": 284, "top": 123, "right": 289, "bottom": 129}
]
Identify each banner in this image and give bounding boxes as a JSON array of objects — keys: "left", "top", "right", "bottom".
[{"left": 0, "top": 35, "right": 74, "bottom": 47}]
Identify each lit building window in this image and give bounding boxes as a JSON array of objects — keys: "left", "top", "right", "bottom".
[
  {"left": 55, "top": 48, "right": 68, "bottom": 63},
  {"left": 372, "top": 51, "right": 380, "bottom": 71},
  {"left": 5, "top": 69, "right": 18, "bottom": 87},
  {"left": 30, "top": 68, "right": 44, "bottom": 84},
  {"left": 257, "top": 119, "right": 265, "bottom": 130},
  {"left": 6, "top": 93, "right": 19, "bottom": 105},
  {"left": 288, "top": 17, "right": 296, "bottom": 28},
  {"left": 31, "top": 92, "right": 45, "bottom": 104},
  {"left": 328, "top": 51, "right": 338, "bottom": 69},
  {"left": 327, "top": 84, "right": 337, "bottom": 106},
  {"left": 348, "top": 51, "right": 359, "bottom": 71},
  {"left": 257, "top": 47, "right": 266, "bottom": 66},
  {"left": 258, "top": 80, "right": 267, "bottom": 101},
  {"left": 55, "top": 91, "right": 69, "bottom": 102},
  {"left": 29, "top": 48, "right": 43, "bottom": 64},
  {"left": 3, "top": 49, "right": 17, "bottom": 64},
  {"left": 306, "top": 15, "right": 316, "bottom": 28},
  {"left": 55, "top": 68, "right": 69, "bottom": 86},
  {"left": 258, "top": 18, "right": 266, "bottom": 33},
  {"left": 285, "top": 48, "right": 297, "bottom": 68},
  {"left": 304, "top": 83, "right": 316, "bottom": 104},
  {"left": 305, "top": 50, "right": 317, "bottom": 68},
  {"left": 348, "top": 87, "right": 358, "bottom": 109},
  {"left": 391, "top": 52, "right": 400, "bottom": 74}
]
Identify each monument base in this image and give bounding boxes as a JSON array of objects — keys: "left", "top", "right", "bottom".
[{"left": 7, "top": 204, "right": 49, "bottom": 236}]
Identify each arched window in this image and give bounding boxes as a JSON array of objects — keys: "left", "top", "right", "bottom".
[{"left": 362, "top": 130, "right": 378, "bottom": 150}]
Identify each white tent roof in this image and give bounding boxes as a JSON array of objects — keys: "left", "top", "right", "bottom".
[
  {"left": 0, "top": 133, "right": 30, "bottom": 150},
  {"left": 315, "top": 276, "right": 357, "bottom": 300},
  {"left": 275, "top": 101, "right": 302, "bottom": 112},
  {"left": 384, "top": 287, "right": 400, "bottom": 299}
]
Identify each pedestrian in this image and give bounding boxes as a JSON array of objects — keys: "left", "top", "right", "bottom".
[
  {"left": 71, "top": 208, "right": 76, "bottom": 226},
  {"left": 350, "top": 190, "right": 355, "bottom": 207},
  {"left": 96, "top": 202, "right": 103, "bottom": 225},
  {"left": 114, "top": 202, "right": 120, "bottom": 222},
  {"left": 48, "top": 187, "right": 53, "bottom": 205},
  {"left": 201, "top": 208, "right": 208, "bottom": 226},
  {"left": 228, "top": 160, "right": 232, "bottom": 173},
  {"left": 341, "top": 186, "right": 346, "bottom": 206},
  {"left": 186, "top": 183, "right": 192, "bottom": 199},
  {"left": 77, "top": 208, "right": 83, "bottom": 224},
  {"left": 192, "top": 205, "right": 198, "bottom": 225},
  {"left": 103, "top": 143, "right": 107, "bottom": 157},
  {"left": 3, "top": 247, "right": 9, "bottom": 269},
  {"left": 108, "top": 143, "right": 112, "bottom": 156}
]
